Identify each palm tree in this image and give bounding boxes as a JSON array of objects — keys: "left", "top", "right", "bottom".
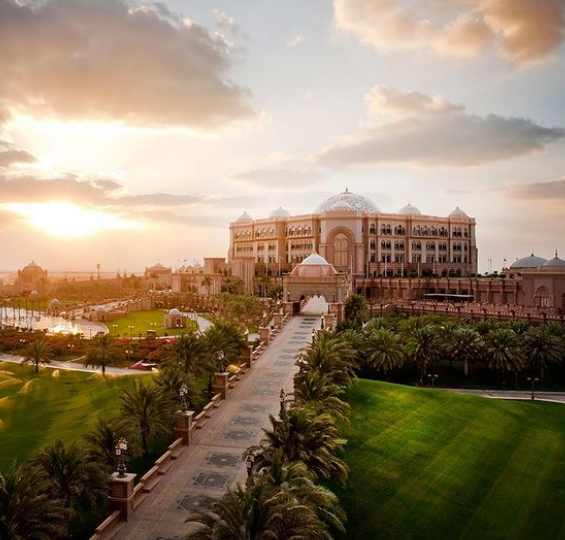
[
  {"left": 186, "top": 457, "right": 345, "bottom": 540},
  {"left": 120, "top": 380, "right": 175, "bottom": 457},
  {"left": 299, "top": 332, "right": 356, "bottom": 387},
  {"left": 0, "top": 463, "right": 68, "bottom": 540},
  {"left": 22, "top": 337, "right": 52, "bottom": 373},
  {"left": 33, "top": 440, "right": 109, "bottom": 512},
  {"left": 524, "top": 325, "right": 563, "bottom": 380},
  {"left": 205, "top": 320, "right": 247, "bottom": 370},
  {"left": 448, "top": 326, "right": 483, "bottom": 376},
  {"left": 162, "top": 332, "right": 214, "bottom": 379},
  {"left": 84, "top": 333, "right": 124, "bottom": 375},
  {"left": 363, "top": 327, "right": 405, "bottom": 375},
  {"left": 83, "top": 417, "right": 137, "bottom": 468},
  {"left": 484, "top": 328, "right": 525, "bottom": 376},
  {"left": 405, "top": 326, "right": 440, "bottom": 383},
  {"left": 254, "top": 409, "right": 348, "bottom": 486},
  {"left": 293, "top": 371, "right": 350, "bottom": 425},
  {"left": 154, "top": 365, "right": 201, "bottom": 410},
  {"left": 344, "top": 294, "right": 368, "bottom": 325},
  {"left": 201, "top": 276, "right": 213, "bottom": 297}
]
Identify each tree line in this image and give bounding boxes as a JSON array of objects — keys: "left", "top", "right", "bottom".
[
  {"left": 0, "top": 320, "right": 249, "bottom": 540},
  {"left": 185, "top": 330, "right": 356, "bottom": 539}
]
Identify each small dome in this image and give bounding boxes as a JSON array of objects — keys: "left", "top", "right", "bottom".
[
  {"left": 95, "top": 305, "right": 106, "bottom": 313},
  {"left": 316, "top": 188, "right": 379, "bottom": 213},
  {"left": 151, "top": 262, "right": 164, "bottom": 269},
  {"left": 510, "top": 254, "right": 548, "bottom": 269},
  {"left": 270, "top": 206, "right": 291, "bottom": 218},
  {"left": 543, "top": 254, "right": 565, "bottom": 267},
  {"left": 398, "top": 203, "right": 422, "bottom": 216},
  {"left": 49, "top": 298, "right": 60, "bottom": 306},
  {"left": 291, "top": 253, "right": 337, "bottom": 278},
  {"left": 25, "top": 261, "right": 40, "bottom": 268},
  {"left": 449, "top": 206, "right": 468, "bottom": 218},
  {"left": 30, "top": 290, "right": 38, "bottom": 297},
  {"left": 302, "top": 253, "right": 331, "bottom": 265},
  {"left": 169, "top": 308, "right": 181, "bottom": 316},
  {"left": 236, "top": 211, "right": 253, "bottom": 223}
]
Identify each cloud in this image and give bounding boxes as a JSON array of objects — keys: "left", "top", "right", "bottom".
[
  {"left": 214, "top": 9, "right": 235, "bottom": 29},
  {"left": 286, "top": 35, "right": 306, "bottom": 48},
  {"left": 505, "top": 178, "right": 565, "bottom": 200},
  {"left": 333, "top": 0, "right": 565, "bottom": 66},
  {"left": 315, "top": 85, "right": 565, "bottom": 167},
  {"left": 113, "top": 193, "right": 202, "bottom": 207},
  {"left": 0, "top": 149, "right": 37, "bottom": 168},
  {"left": 229, "top": 168, "right": 324, "bottom": 189},
  {"left": 0, "top": 0, "right": 255, "bottom": 130}
]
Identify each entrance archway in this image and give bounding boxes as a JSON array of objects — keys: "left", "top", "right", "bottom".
[
  {"left": 299, "top": 293, "right": 329, "bottom": 316},
  {"left": 534, "top": 286, "right": 551, "bottom": 308}
]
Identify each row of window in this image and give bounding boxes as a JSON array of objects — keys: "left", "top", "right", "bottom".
[{"left": 377, "top": 255, "right": 469, "bottom": 264}]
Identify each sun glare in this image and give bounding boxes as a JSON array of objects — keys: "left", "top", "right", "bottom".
[{"left": 1, "top": 201, "right": 138, "bottom": 238}]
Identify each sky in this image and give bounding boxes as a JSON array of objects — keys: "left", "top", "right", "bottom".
[{"left": 0, "top": 0, "right": 564, "bottom": 273}]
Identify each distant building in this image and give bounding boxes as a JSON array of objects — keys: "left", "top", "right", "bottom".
[
  {"left": 16, "top": 261, "right": 48, "bottom": 294},
  {"left": 171, "top": 258, "right": 224, "bottom": 295},
  {"left": 144, "top": 263, "right": 172, "bottom": 289}
]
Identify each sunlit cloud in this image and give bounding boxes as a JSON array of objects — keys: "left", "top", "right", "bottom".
[
  {"left": 286, "top": 35, "right": 306, "bottom": 48},
  {"left": 0, "top": 201, "right": 141, "bottom": 238},
  {"left": 334, "top": 0, "right": 565, "bottom": 66},
  {"left": 315, "top": 85, "right": 565, "bottom": 167},
  {"left": 0, "top": 0, "right": 256, "bottom": 131}
]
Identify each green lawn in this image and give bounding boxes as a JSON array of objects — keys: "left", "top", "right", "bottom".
[
  {"left": 339, "top": 380, "right": 565, "bottom": 540},
  {"left": 0, "top": 361, "right": 148, "bottom": 471},
  {"left": 105, "top": 309, "right": 198, "bottom": 338}
]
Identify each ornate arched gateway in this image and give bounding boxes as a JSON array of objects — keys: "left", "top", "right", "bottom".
[{"left": 282, "top": 253, "right": 352, "bottom": 324}]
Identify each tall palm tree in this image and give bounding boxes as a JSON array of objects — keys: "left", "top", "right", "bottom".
[
  {"left": 405, "top": 326, "right": 440, "bottom": 383},
  {"left": 484, "top": 328, "right": 525, "bottom": 375},
  {"left": 205, "top": 320, "right": 247, "bottom": 369},
  {"left": 363, "top": 327, "right": 405, "bottom": 375},
  {"left": 83, "top": 417, "right": 137, "bottom": 468},
  {"left": 254, "top": 409, "right": 348, "bottom": 486},
  {"left": 300, "top": 332, "right": 356, "bottom": 387},
  {"left": 186, "top": 457, "right": 345, "bottom": 540},
  {"left": 0, "top": 463, "right": 68, "bottom": 540},
  {"left": 120, "top": 380, "right": 175, "bottom": 457},
  {"left": 524, "top": 325, "right": 563, "bottom": 379},
  {"left": 448, "top": 326, "right": 483, "bottom": 376},
  {"left": 84, "top": 333, "right": 124, "bottom": 375},
  {"left": 344, "top": 294, "right": 368, "bottom": 325},
  {"left": 201, "top": 276, "right": 213, "bottom": 296},
  {"left": 293, "top": 371, "right": 351, "bottom": 425},
  {"left": 22, "top": 337, "right": 52, "bottom": 373},
  {"left": 163, "top": 332, "right": 214, "bottom": 379},
  {"left": 154, "top": 365, "right": 201, "bottom": 410},
  {"left": 33, "top": 440, "right": 109, "bottom": 512}
]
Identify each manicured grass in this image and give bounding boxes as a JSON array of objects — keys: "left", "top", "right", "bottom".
[
  {"left": 0, "top": 361, "right": 149, "bottom": 471},
  {"left": 339, "top": 380, "right": 565, "bottom": 540},
  {"left": 105, "top": 309, "right": 198, "bottom": 338}
]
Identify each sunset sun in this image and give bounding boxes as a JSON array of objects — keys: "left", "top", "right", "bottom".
[{"left": 1, "top": 201, "right": 137, "bottom": 238}]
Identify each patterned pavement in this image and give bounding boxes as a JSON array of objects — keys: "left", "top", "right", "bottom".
[{"left": 112, "top": 315, "right": 320, "bottom": 540}]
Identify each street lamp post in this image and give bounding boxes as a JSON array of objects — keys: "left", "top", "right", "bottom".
[
  {"left": 115, "top": 437, "right": 128, "bottom": 478},
  {"left": 527, "top": 376, "right": 539, "bottom": 401},
  {"left": 125, "top": 348, "right": 133, "bottom": 364},
  {"left": 112, "top": 324, "right": 118, "bottom": 337},
  {"left": 245, "top": 452, "right": 255, "bottom": 479},
  {"left": 216, "top": 350, "right": 226, "bottom": 372},
  {"left": 128, "top": 325, "right": 134, "bottom": 339},
  {"left": 279, "top": 388, "right": 287, "bottom": 417},
  {"left": 179, "top": 382, "right": 189, "bottom": 412},
  {"left": 427, "top": 373, "right": 439, "bottom": 389}
]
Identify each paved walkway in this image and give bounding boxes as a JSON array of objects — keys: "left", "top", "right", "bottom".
[
  {"left": 111, "top": 315, "right": 321, "bottom": 540},
  {"left": 443, "top": 388, "right": 565, "bottom": 404},
  {"left": 0, "top": 354, "right": 141, "bottom": 376}
]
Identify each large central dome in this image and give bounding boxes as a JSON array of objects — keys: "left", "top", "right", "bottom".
[{"left": 316, "top": 188, "right": 379, "bottom": 213}]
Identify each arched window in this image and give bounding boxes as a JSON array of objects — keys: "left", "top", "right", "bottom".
[
  {"left": 534, "top": 287, "right": 552, "bottom": 307},
  {"left": 334, "top": 233, "right": 349, "bottom": 266}
]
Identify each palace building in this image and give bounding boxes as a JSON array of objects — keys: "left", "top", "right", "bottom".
[{"left": 228, "top": 189, "right": 477, "bottom": 293}]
